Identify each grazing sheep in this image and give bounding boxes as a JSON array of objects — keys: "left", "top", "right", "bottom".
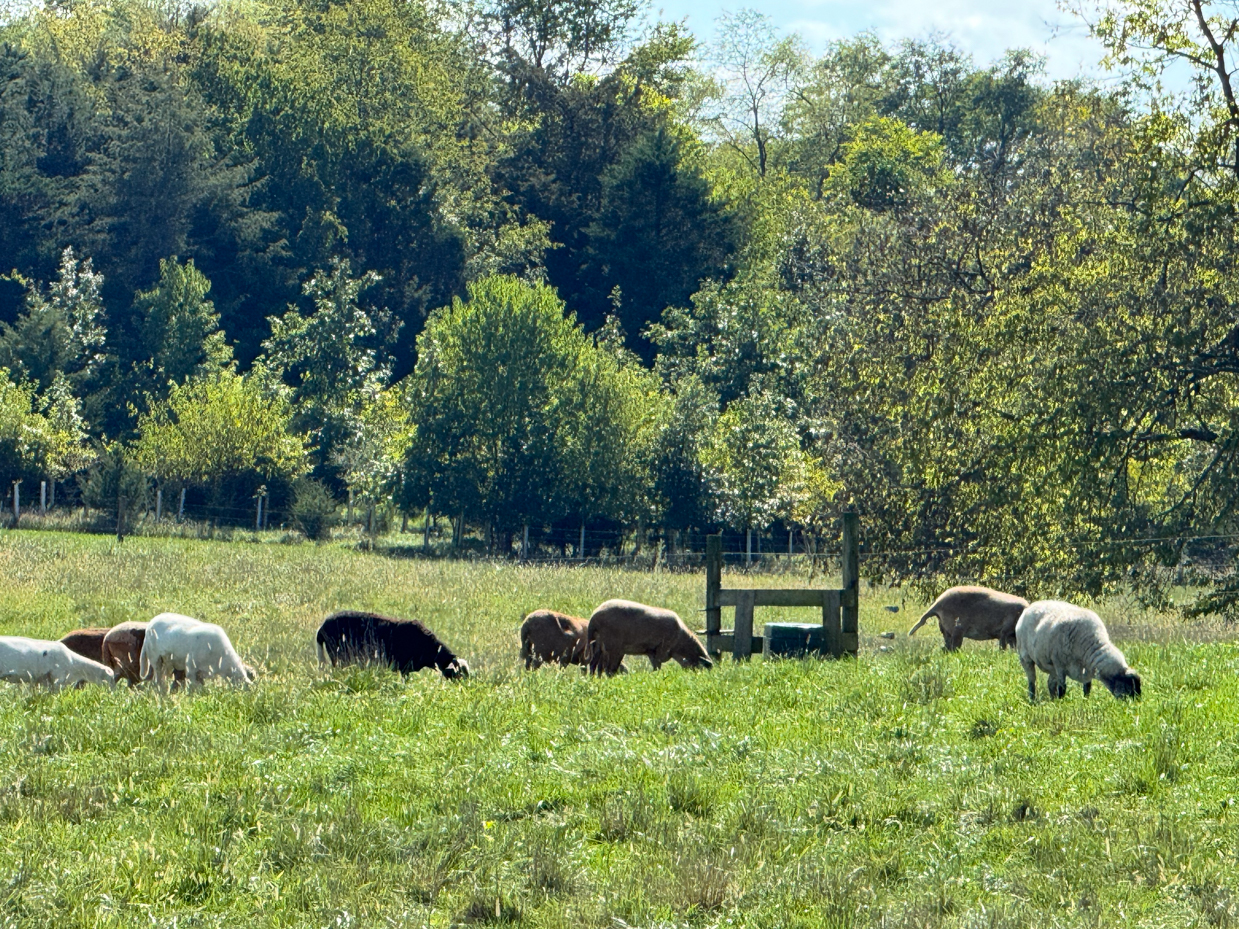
[
  {"left": 0, "top": 636, "right": 114, "bottom": 687},
  {"left": 586, "top": 599, "right": 712, "bottom": 676},
  {"left": 1015, "top": 600, "right": 1141, "bottom": 701},
  {"left": 907, "top": 585, "right": 1028, "bottom": 651},
  {"left": 101, "top": 621, "right": 146, "bottom": 685},
  {"left": 59, "top": 627, "right": 111, "bottom": 664},
  {"left": 315, "top": 611, "right": 469, "bottom": 680},
  {"left": 100, "top": 621, "right": 187, "bottom": 687},
  {"left": 520, "top": 610, "right": 589, "bottom": 669},
  {"left": 139, "top": 613, "right": 252, "bottom": 688}
]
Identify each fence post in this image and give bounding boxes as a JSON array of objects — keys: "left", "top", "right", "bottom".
[
  {"left": 155, "top": 487, "right": 162, "bottom": 522},
  {"left": 40, "top": 480, "right": 46, "bottom": 514},
  {"left": 11, "top": 482, "right": 18, "bottom": 526},
  {"left": 788, "top": 528, "right": 793, "bottom": 557},
  {"left": 705, "top": 534, "right": 722, "bottom": 652},
  {"left": 117, "top": 494, "right": 126, "bottom": 541},
  {"left": 579, "top": 522, "right": 585, "bottom": 559},
  {"left": 423, "top": 508, "right": 431, "bottom": 550},
  {"left": 347, "top": 489, "right": 354, "bottom": 525},
  {"left": 841, "top": 510, "right": 860, "bottom": 657},
  {"left": 746, "top": 528, "right": 752, "bottom": 565},
  {"left": 49, "top": 479, "right": 54, "bottom": 509},
  {"left": 733, "top": 589, "right": 755, "bottom": 661},
  {"left": 256, "top": 494, "right": 263, "bottom": 530},
  {"left": 178, "top": 487, "right": 186, "bottom": 520}
]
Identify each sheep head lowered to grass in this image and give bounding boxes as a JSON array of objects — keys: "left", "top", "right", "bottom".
[{"left": 1015, "top": 600, "right": 1141, "bottom": 701}]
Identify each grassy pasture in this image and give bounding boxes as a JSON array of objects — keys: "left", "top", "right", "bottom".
[{"left": 0, "top": 532, "right": 1235, "bottom": 927}]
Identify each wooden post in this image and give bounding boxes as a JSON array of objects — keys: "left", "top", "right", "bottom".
[
  {"left": 705, "top": 534, "right": 722, "bottom": 653},
  {"left": 11, "top": 482, "right": 18, "bottom": 525},
  {"left": 401, "top": 513, "right": 408, "bottom": 533},
  {"left": 155, "top": 487, "right": 162, "bottom": 521},
  {"left": 40, "top": 480, "right": 46, "bottom": 514},
  {"left": 423, "top": 508, "right": 431, "bottom": 550},
  {"left": 347, "top": 489, "right": 354, "bottom": 525},
  {"left": 178, "top": 487, "right": 186, "bottom": 520},
  {"left": 841, "top": 510, "right": 860, "bottom": 657},
  {"left": 746, "top": 528, "right": 752, "bottom": 565},
  {"left": 822, "top": 589, "right": 842, "bottom": 659},
  {"left": 49, "top": 479, "right": 54, "bottom": 509},
  {"left": 579, "top": 522, "right": 585, "bottom": 559},
  {"left": 522, "top": 524, "right": 529, "bottom": 560},
  {"left": 788, "top": 528, "right": 793, "bottom": 557},
  {"left": 117, "top": 494, "right": 126, "bottom": 541},
  {"left": 733, "top": 590, "right": 755, "bottom": 661}
]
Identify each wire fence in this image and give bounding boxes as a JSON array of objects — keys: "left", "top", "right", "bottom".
[{"left": 3, "top": 485, "right": 1239, "bottom": 598}]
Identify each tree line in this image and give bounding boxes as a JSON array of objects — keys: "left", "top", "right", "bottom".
[{"left": 3, "top": 0, "right": 1239, "bottom": 612}]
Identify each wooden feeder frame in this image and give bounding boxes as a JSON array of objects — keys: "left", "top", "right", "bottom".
[{"left": 703, "top": 512, "right": 860, "bottom": 660}]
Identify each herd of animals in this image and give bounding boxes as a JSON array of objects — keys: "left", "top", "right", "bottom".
[{"left": 0, "top": 587, "right": 1141, "bottom": 702}]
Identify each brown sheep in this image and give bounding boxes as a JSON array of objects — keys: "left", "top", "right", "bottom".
[
  {"left": 101, "top": 621, "right": 190, "bottom": 687},
  {"left": 586, "top": 599, "right": 712, "bottom": 676},
  {"left": 907, "top": 585, "right": 1029, "bottom": 651},
  {"left": 520, "top": 610, "right": 589, "bottom": 669},
  {"left": 59, "top": 627, "right": 110, "bottom": 664}
]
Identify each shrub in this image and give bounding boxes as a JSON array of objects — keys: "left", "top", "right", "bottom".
[
  {"left": 80, "top": 443, "right": 148, "bottom": 534},
  {"left": 291, "top": 478, "right": 337, "bottom": 541}
]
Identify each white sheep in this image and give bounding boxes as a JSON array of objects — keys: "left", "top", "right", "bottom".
[
  {"left": 1015, "top": 600, "right": 1141, "bottom": 701},
  {"left": 0, "top": 636, "right": 115, "bottom": 688},
  {"left": 139, "top": 613, "right": 252, "bottom": 688}
]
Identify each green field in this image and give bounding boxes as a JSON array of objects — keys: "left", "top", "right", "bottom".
[{"left": 0, "top": 531, "right": 1235, "bottom": 928}]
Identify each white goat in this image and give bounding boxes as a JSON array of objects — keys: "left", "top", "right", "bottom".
[
  {"left": 1015, "top": 600, "right": 1141, "bottom": 701},
  {"left": 140, "top": 613, "right": 252, "bottom": 688},
  {"left": 0, "top": 636, "right": 114, "bottom": 688}
]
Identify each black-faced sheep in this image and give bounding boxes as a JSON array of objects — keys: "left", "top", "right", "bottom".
[
  {"left": 907, "top": 585, "right": 1028, "bottom": 650},
  {"left": 586, "top": 599, "right": 712, "bottom": 676},
  {"left": 315, "top": 611, "right": 469, "bottom": 680},
  {"left": 1015, "top": 600, "right": 1141, "bottom": 701}
]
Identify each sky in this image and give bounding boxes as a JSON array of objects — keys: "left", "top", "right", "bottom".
[{"left": 652, "top": 0, "right": 1113, "bottom": 82}]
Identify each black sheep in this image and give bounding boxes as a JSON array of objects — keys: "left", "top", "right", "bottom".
[{"left": 315, "top": 611, "right": 470, "bottom": 680}]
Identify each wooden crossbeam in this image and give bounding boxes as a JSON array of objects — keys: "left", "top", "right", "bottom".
[{"left": 702, "top": 513, "right": 861, "bottom": 660}]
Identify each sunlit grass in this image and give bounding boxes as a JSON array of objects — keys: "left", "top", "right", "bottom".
[{"left": 0, "top": 530, "right": 1234, "bottom": 927}]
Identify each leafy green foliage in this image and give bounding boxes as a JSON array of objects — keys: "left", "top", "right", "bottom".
[
  {"left": 80, "top": 441, "right": 147, "bottom": 529},
  {"left": 134, "top": 369, "right": 307, "bottom": 499},
  {"left": 0, "top": 247, "right": 107, "bottom": 394},
  {"left": 130, "top": 257, "right": 233, "bottom": 393},
  {"left": 0, "top": 368, "right": 87, "bottom": 489},
  {"left": 403, "top": 276, "right": 656, "bottom": 541},
  {"left": 290, "top": 477, "right": 338, "bottom": 541}
]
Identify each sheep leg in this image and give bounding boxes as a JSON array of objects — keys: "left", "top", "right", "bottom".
[
  {"left": 949, "top": 626, "right": 966, "bottom": 651},
  {"left": 1048, "top": 672, "right": 1067, "bottom": 699},
  {"left": 1082, "top": 677, "right": 1092, "bottom": 697},
  {"left": 648, "top": 650, "right": 664, "bottom": 671},
  {"left": 1021, "top": 657, "right": 1037, "bottom": 702},
  {"left": 605, "top": 651, "right": 625, "bottom": 676}
]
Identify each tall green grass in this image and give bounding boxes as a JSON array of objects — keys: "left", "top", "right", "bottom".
[{"left": 0, "top": 530, "right": 1235, "bottom": 927}]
